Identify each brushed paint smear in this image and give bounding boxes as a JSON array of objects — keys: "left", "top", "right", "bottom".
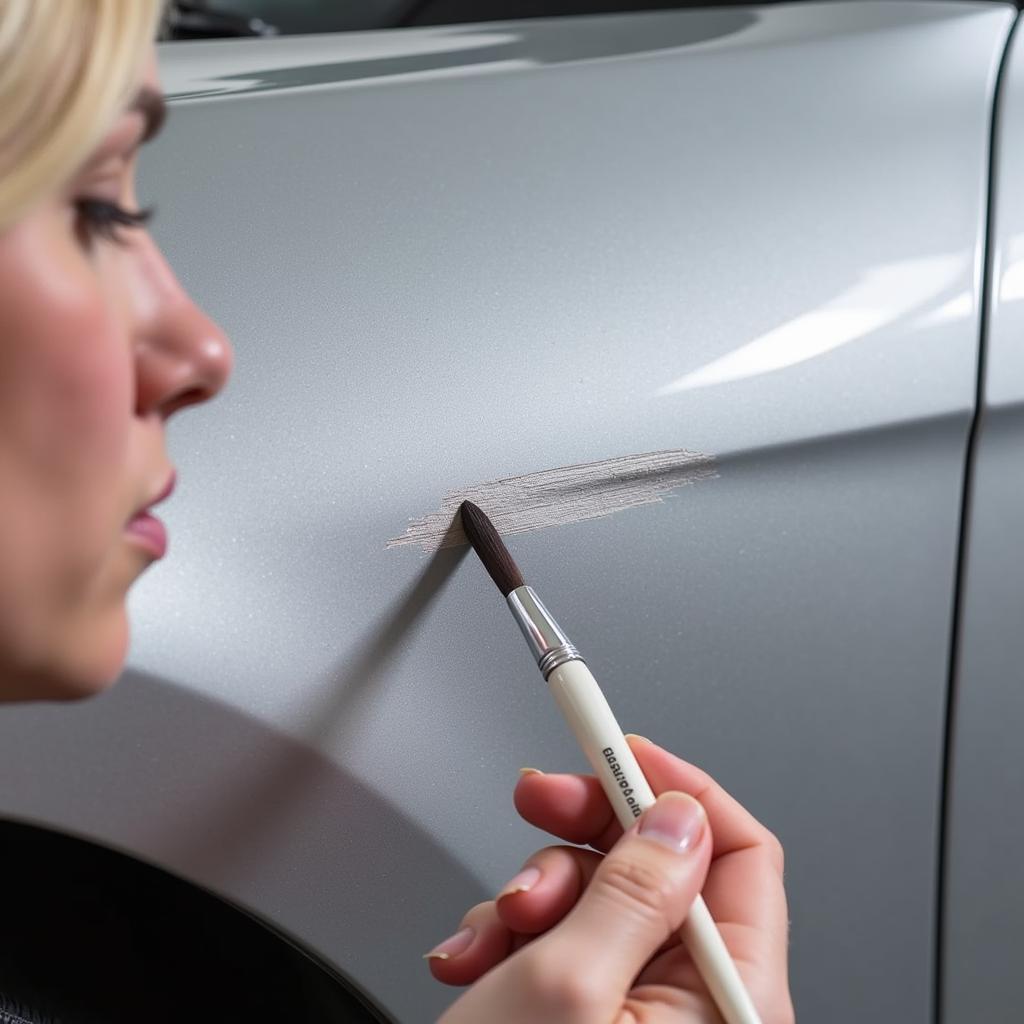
[{"left": 386, "top": 449, "right": 716, "bottom": 551}]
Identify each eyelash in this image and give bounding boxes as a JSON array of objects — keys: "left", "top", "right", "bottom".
[{"left": 75, "top": 199, "right": 154, "bottom": 245}]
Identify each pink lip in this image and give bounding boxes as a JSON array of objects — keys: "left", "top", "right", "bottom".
[
  {"left": 125, "top": 512, "right": 168, "bottom": 559},
  {"left": 125, "top": 471, "right": 175, "bottom": 560}
]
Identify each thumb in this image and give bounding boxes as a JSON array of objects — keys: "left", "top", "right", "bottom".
[{"left": 538, "top": 791, "right": 711, "bottom": 1005}]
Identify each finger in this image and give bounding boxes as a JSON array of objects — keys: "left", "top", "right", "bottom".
[
  {"left": 631, "top": 740, "right": 790, "bottom": 1004},
  {"left": 629, "top": 737, "right": 784, "bottom": 870},
  {"left": 700, "top": 842, "right": 790, "bottom": 996},
  {"left": 497, "top": 846, "right": 683, "bottom": 964},
  {"left": 515, "top": 741, "right": 788, "bottom": 1001},
  {"left": 515, "top": 738, "right": 782, "bottom": 866},
  {"left": 526, "top": 792, "right": 712, "bottom": 1009},
  {"left": 493, "top": 845, "right": 603, "bottom": 936},
  {"left": 424, "top": 900, "right": 514, "bottom": 987},
  {"left": 514, "top": 770, "right": 617, "bottom": 848}
]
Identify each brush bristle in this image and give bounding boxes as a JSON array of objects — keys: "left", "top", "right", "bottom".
[{"left": 459, "top": 501, "right": 525, "bottom": 596}]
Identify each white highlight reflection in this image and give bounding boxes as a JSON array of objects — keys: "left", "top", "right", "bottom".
[
  {"left": 658, "top": 252, "right": 966, "bottom": 394},
  {"left": 999, "top": 234, "right": 1024, "bottom": 302},
  {"left": 915, "top": 290, "right": 973, "bottom": 328}
]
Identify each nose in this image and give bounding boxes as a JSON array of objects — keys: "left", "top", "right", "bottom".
[{"left": 131, "top": 237, "right": 233, "bottom": 418}]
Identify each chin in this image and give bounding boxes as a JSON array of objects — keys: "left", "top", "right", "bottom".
[
  {"left": 62, "top": 617, "right": 130, "bottom": 699},
  {"left": 45, "top": 664, "right": 124, "bottom": 702},
  {"left": 23, "top": 610, "right": 130, "bottom": 703},
  {"left": 0, "top": 663, "right": 121, "bottom": 704}
]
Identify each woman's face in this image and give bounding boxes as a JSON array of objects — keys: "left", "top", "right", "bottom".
[{"left": 0, "top": 56, "right": 232, "bottom": 701}]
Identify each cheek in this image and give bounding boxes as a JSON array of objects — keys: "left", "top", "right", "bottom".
[
  {"left": 0, "top": 223, "right": 133, "bottom": 507},
  {"left": 36, "top": 303, "right": 132, "bottom": 489},
  {"left": 0, "top": 219, "right": 136, "bottom": 693}
]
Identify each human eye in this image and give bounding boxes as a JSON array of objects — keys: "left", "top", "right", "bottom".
[{"left": 74, "top": 198, "right": 154, "bottom": 246}]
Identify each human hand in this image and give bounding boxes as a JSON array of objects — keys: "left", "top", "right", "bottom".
[{"left": 427, "top": 736, "right": 793, "bottom": 1023}]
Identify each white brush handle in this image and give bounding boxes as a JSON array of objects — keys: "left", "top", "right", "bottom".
[{"left": 547, "top": 659, "right": 763, "bottom": 1024}]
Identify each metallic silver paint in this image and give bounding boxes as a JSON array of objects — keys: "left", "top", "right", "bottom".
[
  {"left": 385, "top": 449, "right": 717, "bottom": 550},
  {"left": 0, "top": 4, "right": 1015, "bottom": 1021}
]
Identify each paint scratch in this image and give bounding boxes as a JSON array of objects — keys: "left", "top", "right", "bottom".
[{"left": 386, "top": 448, "right": 717, "bottom": 551}]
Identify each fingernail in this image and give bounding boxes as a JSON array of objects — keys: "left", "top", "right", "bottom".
[
  {"left": 497, "top": 865, "right": 541, "bottom": 900},
  {"left": 518, "top": 767, "right": 544, "bottom": 776},
  {"left": 625, "top": 733, "right": 652, "bottom": 745},
  {"left": 423, "top": 926, "right": 475, "bottom": 961},
  {"left": 638, "top": 791, "right": 706, "bottom": 853}
]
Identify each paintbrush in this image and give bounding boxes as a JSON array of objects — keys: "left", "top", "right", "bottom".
[{"left": 459, "top": 499, "right": 762, "bottom": 1024}]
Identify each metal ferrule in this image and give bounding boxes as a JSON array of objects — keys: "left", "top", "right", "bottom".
[{"left": 506, "top": 586, "right": 584, "bottom": 679}]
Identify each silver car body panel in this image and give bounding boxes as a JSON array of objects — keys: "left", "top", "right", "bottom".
[
  {"left": 944, "top": 17, "right": 1024, "bottom": 1024},
  {"left": 0, "top": 4, "right": 1014, "bottom": 1021}
]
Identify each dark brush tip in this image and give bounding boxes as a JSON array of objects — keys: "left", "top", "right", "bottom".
[{"left": 459, "top": 500, "right": 525, "bottom": 596}]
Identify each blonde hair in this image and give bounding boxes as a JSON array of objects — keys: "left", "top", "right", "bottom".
[{"left": 0, "top": 0, "right": 163, "bottom": 232}]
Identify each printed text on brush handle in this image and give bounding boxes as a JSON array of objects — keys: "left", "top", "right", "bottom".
[
  {"left": 545, "top": 660, "right": 656, "bottom": 830},
  {"left": 602, "top": 746, "right": 644, "bottom": 819}
]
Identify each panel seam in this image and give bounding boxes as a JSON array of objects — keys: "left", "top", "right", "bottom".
[{"left": 935, "top": 11, "right": 1020, "bottom": 1024}]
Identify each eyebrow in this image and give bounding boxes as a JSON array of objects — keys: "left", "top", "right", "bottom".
[{"left": 131, "top": 87, "right": 168, "bottom": 142}]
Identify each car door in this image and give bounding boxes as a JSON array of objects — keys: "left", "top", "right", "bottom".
[{"left": 0, "top": 4, "right": 1014, "bottom": 1022}]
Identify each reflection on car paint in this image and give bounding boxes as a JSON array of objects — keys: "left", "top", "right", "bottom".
[
  {"left": 161, "top": 11, "right": 756, "bottom": 100},
  {"left": 657, "top": 251, "right": 969, "bottom": 394},
  {"left": 998, "top": 232, "right": 1024, "bottom": 301}
]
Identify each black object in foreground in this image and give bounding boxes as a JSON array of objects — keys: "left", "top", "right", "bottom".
[{"left": 459, "top": 501, "right": 524, "bottom": 596}]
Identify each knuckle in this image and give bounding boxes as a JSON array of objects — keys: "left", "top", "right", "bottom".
[
  {"left": 592, "top": 857, "right": 677, "bottom": 928},
  {"left": 520, "top": 954, "right": 604, "bottom": 1017}
]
